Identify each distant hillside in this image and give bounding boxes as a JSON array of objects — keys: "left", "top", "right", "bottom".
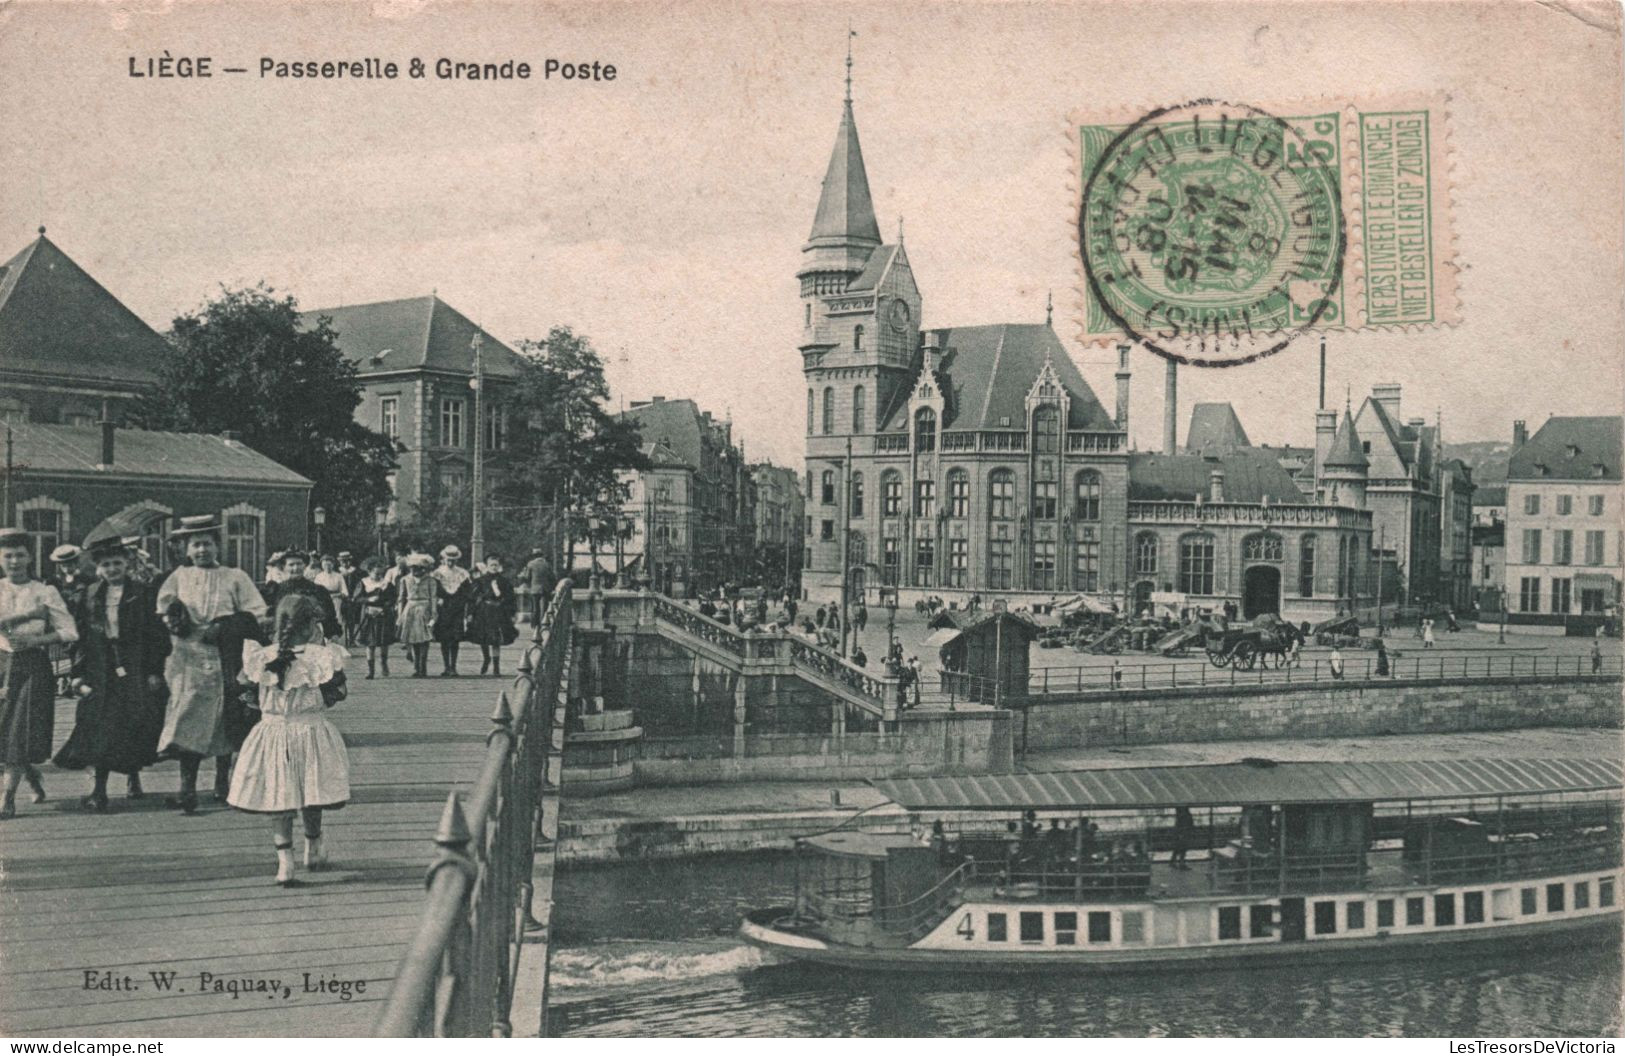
[{"left": 1445, "top": 440, "right": 1512, "bottom": 485}]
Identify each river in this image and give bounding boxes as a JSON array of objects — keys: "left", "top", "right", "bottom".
[{"left": 544, "top": 852, "right": 1622, "bottom": 1037}]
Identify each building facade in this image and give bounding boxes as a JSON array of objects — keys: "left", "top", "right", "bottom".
[
  {"left": 1350, "top": 383, "right": 1444, "bottom": 605},
  {"left": 1503, "top": 416, "right": 1622, "bottom": 625},
  {"left": 1439, "top": 457, "right": 1476, "bottom": 612},
  {"left": 751, "top": 462, "right": 804, "bottom": 592}
]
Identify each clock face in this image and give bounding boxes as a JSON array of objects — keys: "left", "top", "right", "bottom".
[{"left": 888, "top": 298, "right": 911, "bottom": 332}]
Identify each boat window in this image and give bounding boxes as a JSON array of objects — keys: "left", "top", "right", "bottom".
[
  {"left": 1600, "top": 879, "right": 1616, "bottom": 908},
  {"left": 1547, "top": 883, "right": 1566, "bottom": 913},
  {"left": 987, "top": 912, "right": 1008, "bottom": 942},
  {"left": 1313, "top": 901, "right": 1337, "bottom": 935},
  {"left": 1346, "top": 901, "right": 1366, "bottom": 931},
  {"left": 1249, "top": 905, "right": 1274, "bottom": 938},
  {"left": 1020, "top": 912, "right": 1044, "bottom": 943},
  {"left": 1522, "top": 888, "right": 1539, "bottom": 915},
  {"left": 1463, "top": 892, "right": 1485, "bottom": 924},
  {"left": 1434, "top": 894, "right": 1456, "bottom": 927},
  {"left": 1087, "top": 911, "right": 1112, "bottom": 944},
  {"left": 1120, "top": 911, "right": 1145, "bottom": 945},
  {"left": 1574, "top": 882, "right": 1590, "bottom": 910},
  {"left": 1054, "top": 911, "right": 1078, "bottom": 945},
  {"left": 1405, "top": 897, "right": 1425, "bottom": 926},
  {"left": 1376, "top": 899, "right": 1395, "bottom": 929},
  {"left": 1217, "top": 906, "right": 1242, "bottom": 941}
]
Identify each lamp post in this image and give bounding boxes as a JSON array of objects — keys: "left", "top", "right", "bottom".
[
  {"left": 1498, "top": 585, "right": 1507, "bottom": 644},
  {"left": 375, "top": 505, "right": 389, "bottom": 564},
  {"left": 469, "top": 333, "right": 485, "bottom": 566},
  {"left": 312, "top": 505, "right": 326, "bottom": 556}
]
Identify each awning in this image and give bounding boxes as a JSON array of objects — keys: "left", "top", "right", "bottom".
[
  {"left": 870, "top": 758, "right": 1622, "bottom": 811},
  {"left": 1055, "top": 593, "right": 1113, "bottom": 614}
]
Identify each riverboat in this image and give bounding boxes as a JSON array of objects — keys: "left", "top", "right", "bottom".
[{"left": 740, "top": 758, "right": 1622, "bottom": 971}]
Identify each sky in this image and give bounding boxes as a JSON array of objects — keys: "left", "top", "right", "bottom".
[{"left": 2, "top": 0, "right": 1621, "bottom": 467}]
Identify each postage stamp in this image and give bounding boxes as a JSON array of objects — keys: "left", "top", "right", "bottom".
[{"left": 1074, "top": 96, "right": 1456, "bottom": 366}]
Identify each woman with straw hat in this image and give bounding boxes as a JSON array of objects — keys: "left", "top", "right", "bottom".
[
  {"left": 0, "top": 528, "right": 78, "bottom": 819},
  {"left": 396, "top": 553, "right": 439, "bottom": 678},
  {"left": 431, "top": 545, "right": 472, "bottom": 676}
]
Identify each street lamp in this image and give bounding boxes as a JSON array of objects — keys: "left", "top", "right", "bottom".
[
  {"left": 375, "top": 505, "right": 389, "bottom": 564},
  {"left": 469, "top": 333, "right": 486, "bottom": 566},
  {"left": 312, "top": 505, "right": 326, "bottom": 556}
]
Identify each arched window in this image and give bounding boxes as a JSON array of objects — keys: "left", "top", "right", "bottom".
[
  {"left": 821, "top": 470, "right": 835, "bottom": 505},
  {"left": 850, "top": 472, "right": 864, "bottom": 517},
  {"left": 807, "top": 390, "right": 815, "bottom": 435},
  {"left": 1242, "top": 532, "right": 1284, "bottom": 562},
  {"left": 852, "top": 385, "right": 866, "bottom": 433},
  {"left": 882, "top": 471, "right": 903, "bottom": 516},
  {"left": 822, "top": 387, "right": 834, "bottom": 435},
  {"left": 947, "top": 468, "right": 970, "bottom": 518},
  {"left": 853, "top": 324, "right": 864, "bottom": 351},
  {"left": 1299, "top": 534, "right": 1317, "bottom": 597},
  {"left": 1033, "top": 405, "right": 1060, "bottom": 454},
  {"left": 914, "top": 407, "right": 937, "bottom": 452},
  {"left": 1134, "top": 531, "right": 1159, "bottom": 576},
  {"left": 1179, "top": 533, "right": 1216, "bottom": 595},
  {"left": 989, "top": 469, "right": 1016, "bottom": 521},
  {"left": 1075, "top": 470, "right": 1102, "bottom": 521}
]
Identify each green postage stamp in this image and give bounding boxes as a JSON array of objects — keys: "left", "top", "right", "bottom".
[{"left": 1075, "top": 97, "right": 1457, "bottom": 366}]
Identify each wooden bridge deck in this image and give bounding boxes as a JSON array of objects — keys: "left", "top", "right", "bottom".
[{"left": 0, "top": 642, "right": 530, "bottom": 1038}]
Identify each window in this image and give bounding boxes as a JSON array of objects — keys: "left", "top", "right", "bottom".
[
  {"left": 440, "top": 464, "right": 468, "bottom": 494},
  {"left": 1463, "top": 892, "right": 1485, "bottom": 924},
  {"left": 822, "top": 388, "right": 834, "bottom": 435},
  {"left": 1433, "top": 894, "right": 1455, "bottom": 926},
  {"left": 882, "top": 537, "right": 900, "bottom": 585},
  {"left": 853, "top": 324, "right": 864, "bottom": 351},
  {"left": 1519, "top": 576, "right": 1541, "bottom": 613},
  {"left": 224, "top": 512, "right": 261, "bottom": 574},
  {"left": 820, "top": 520, "right": 834, "bottom": 541},
  {"left": 1553, "top": 530, "right": 1573, "bottom": 565},
  {"left": 1551, "top": 577, "right": 1571, "bottom": 614},
  {"left": 1121, "top": 911, "right": 1145, "bottom": 945},
  {"left": 485, "top": 405, "right": 507, "bottom": 450},
  {"left": 1075, "top": 471, "right": 1102, "bottom": 521},
  {"left": 1019, "top": 911, "right": 1043, "bottom": 943},
  {"left": 822, "top": 471, "right": 836, "bottom": 505},
  {"left": 1217, "top": 907, "right": 1242, "bottom": 940},
  {"left": 1347, "top": 901, "right": 1366, "bottom": 931},
  {"left": 1249, "top": 905, "right": 1274, "bottom": 938},
  {"left": 1405, "top": 897, "right": 1425, "bottom": 926},
  {"left": 988, "top": 539, "right": 1013, "bottom": 590},
  {"left": 1087, "top": 911, "right": 1112, "bottom": 944},
  {"left": 1032, "top": 406, "right": 1059, "bottom": 454},
  {"left": 1377, "top": 899, "right": 1395, "bottom": 928},
  {"left": 914, "top": 480, "right": 935, "bottom": 518},
  {"left": 1033, "top": 481, "right": 1057, "bottom": 520},
  {"left": 807, "top": 390, "right": 815, "bottom": 435},
  {"left": 852, "top": 386, "right": 866, "bottom": 433},
  {"left": 1053, "top": 912, "right": 1077, "bottom": 945},
  {"left": 882, "top": 472, "right": 902, "bottom": 516},
  {"left": 914, "top": 408, "right": 937, "bottom": 452},
  {"left": 1546, "top": 883, "right": 1565, "bottom": 913},
  {"left": 804, "top": 302, "right": 812, "bottom": 328},
  {"left": 380, "top": 396, "right": 399, "bottom": 440},
  {"left": 946, "top": 539, "right": 969, "bottom": 587},
  {"left": 1574, "top": 882, "right": 1590, "bottom": 910},
  {"left": 1524, "top": 493, "right": 1541, "bottom": 515},
  {"left": 850, "top": 474, "right": 864, "bottom": 517},
  {"left": 1585, "top": 530, "right": 1606, "bottom": 565},
  {"left": 1133, "top": 532, "right": 1158, "bottom": 576},
  {"left": 440, "top": 398, "right": 464, "bottom": 447},
  {"left": 1074, "top": 539, "right": 1099, "bottom": 591},
  {"left": 947, "top": 470, "right": 969, "bottom": 518},
  {"left": 1179, "top": 534, "right": 1216, "bottom": 595},
  {"left": 989, "top": 470, "right": 1016, "bottom": 521},
  {"left": 1589, "top": 495, "right": 1605, "bottom": 516},
  {"left": 1557, "top": 494, "right": 1573, "bottom": 515},
  {"left": 986, "top": 913, "right": 1007, "bottom": 942},
  {"left": 1337, "top": 535, "right": 1352, "bottom": 598},
  {"left": 1521, "top": 528, "right": 1543, "bottom": 564},
  {"left": 1600, "top": 879, "right": 1615, "bottom": 907},
  {"left": 1522, "top": 888, "right": 1538, "bottom": 915},
  {"left": 1299, "top": 535, "right": 1317, "bottom": 596},
  {"left": 1313, "top": 901, "right": 1337, "bottom": 935},
  {"left": 1243, "top": 533, "right": 1284, "bottom": 562},
  {"left": 1032, "top": 540, "right": 1055, "bottom": 590},
  {"left": 914, "top": 539, "right": 935, "bottom": 587},
  {"left": 19, "top": 507, "right": 62, "bottom": 580}
]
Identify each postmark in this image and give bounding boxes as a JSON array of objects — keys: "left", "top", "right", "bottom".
[{"left": 1074, "top": 96, "right": 1457, "bottom": 366}]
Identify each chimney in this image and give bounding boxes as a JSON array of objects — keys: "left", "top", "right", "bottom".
[
  {"left": 1163, "top": 358, "right": 1178, "bottom": 455},
  {"left": 1372, "top": 382, "right": 1402, "bottom": 420},
  {"left": 98, "top": 418, "right": 114, "bottom": 468},
  {"left": 1407, "top": 417, "right": 1426, "bottom": 431},
  {"left": 651, "top": 395, "right": 665, "bottom": 403},
  {"left": 1314, "top": 409, "right": 1338, "bottom": 479},
  {"left": 221, "top": 430, "right": 241, "bottom": 446},
  {"left": 1513, "top": 419, "right": 1528, "bottom": 449},
  {"left": 1114, "top": 343, "right": 1132, "bottom": 431},
  {"left": 1209, "top": 466, "right": 1226, "bottom": 504}
]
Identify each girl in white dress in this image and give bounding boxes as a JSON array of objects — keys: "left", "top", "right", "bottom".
[{"left": 229, "top": 593, "right": 351, "bottom": 886}]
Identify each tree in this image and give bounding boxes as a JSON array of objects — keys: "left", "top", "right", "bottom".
[{"left": 133, "top": 284, "right": 396, "bottom": 555}]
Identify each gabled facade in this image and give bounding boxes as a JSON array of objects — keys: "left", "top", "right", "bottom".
[{"left": 1347, "top": 383, "right": 1443, "bottom": 604}]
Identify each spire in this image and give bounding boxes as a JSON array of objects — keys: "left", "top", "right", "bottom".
[
  {"left": 845, "top": 24, "right": 855, "bottom": 104},
  {"left": 1046, "top": 290, "right": 1053, "bottom": 326},
  {"left": 806, "top": 35, "right": 882, "bottom": 249},
  {"left": 1325, "top": 408, "right": 1368, "bottom": 469}
]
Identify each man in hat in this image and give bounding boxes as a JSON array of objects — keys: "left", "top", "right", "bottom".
[
  {"left": 154, "top": 515, "right": 268, "bottom": 813},
  {"left": 521, "top": 547, "right": 553, "bottom": 626},
  {"left": 261, "top": 550, "right": 340, "bottom": 639}
]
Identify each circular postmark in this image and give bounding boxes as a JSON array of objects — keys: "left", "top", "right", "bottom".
[{"left": 1079, "top": 100, "right": 1346, "bottom": 367}]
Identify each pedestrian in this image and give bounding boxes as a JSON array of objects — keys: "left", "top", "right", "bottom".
[
  {"left": 1171, "top": 805, "right": 1195, "bottom": 869},
  {"left": 1375, "top": 639, "right": 1390, "bottom": 677},
  {"left": 828, "top": 604, "right": 841, "bottom": 634},
  {"left": 49, "top": 544, "right": 89, "bottom": 608},
  {"left": 1288, "top": 635, "right": 1302, "bottom": 668},
  {"left": 262, "top": 551, "right": 340, "bottom": 640},
  {"left": 1592, "top": 639, "right": 1603, "bottom": 674},
  {"left": 1422, "top": 619, "right": 1435, "bottom": 649},
  {"left": 1329, "top": 645, "right": 1345, "bottom": 681},
  {"left": 907, "top": 655, "right": 922, "bottom": 705},
  {"left": 230, "top": 592, "right": 352, "bottom": 886},
  {"left": 337, "top": 552, "right": 363, "bottom": 646},
  {"left": 53, "top": 533, "right": 168, "bottom": 811},
  {"left": 786, "top": 595, "right": 798, "bottom": 624},
  {"left": 312, "top": 554, "right": 348, "bottom": 643},
  {"left": 154, "top": 515, "right": 267, "bottom": 814},
  {"left": 396, "top": 553, "right": 439, "bottom": 678},
  {"left": 351, "top": 557, "right": 396, "bottom": 679},
  {"left": 468, "top": 555, "right": 518, "bottom": 677},
  {"left": 1416, "top": 612, "right": 1425, "bottom": 639},
  {"left": 1110, "top": 659, "right": 1123, "bottom": 689},
  {"left": 855, "top": 602, "right": 868, "bottom": 633},
  {"left": 0, "top": 529, "right": 78, "bottom": 819},
  {"left": 815, "top": 604, "right": 827, "bottom": 629},
  {"left": 432, "top": 546, "right": 472, "bottom": 676},
  {"left": 851, "top": 644, "right": 867, "bottom": 668},
  {"left": 383, "top": 551, "right": 410, "bottom": 591}
]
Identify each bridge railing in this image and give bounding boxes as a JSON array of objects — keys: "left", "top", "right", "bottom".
[{"left": 374, "top": 579, "right": 573, "bottom": 1038}]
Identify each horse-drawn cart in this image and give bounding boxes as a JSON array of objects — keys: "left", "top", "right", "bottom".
[{"left": 1202, "top": 616, "right": 1303, "bottom": 670}]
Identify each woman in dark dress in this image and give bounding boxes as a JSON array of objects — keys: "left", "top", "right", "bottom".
[
  {"left": 53, "top": 534, "right": 170, "bottom": 811},
  {"left": 431, "top": 546, "right": 472, "bottom": 677},
  {"left": 0, "top": 529, "right": 78, "bottom": 819},
  {"left": 350, "top": 557, "right": 396, "bottom": 679},
  {"left": 467, "top": 557, "right": 518, "bottom": 677}
]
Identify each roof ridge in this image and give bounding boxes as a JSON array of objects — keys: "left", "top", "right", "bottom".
[{"left": 977, "top": 325, "right": 1006, "bottom": 427}]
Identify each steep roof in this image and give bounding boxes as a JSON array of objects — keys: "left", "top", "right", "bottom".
[
  {"left": 1324, "top": 409, "right": 1369, "bottom": 469},
  {"left": 1507, "top": 416, "right": 1623, "bottom": 482},
  {"left": 845, "top": 244, "right": 900, "bottom": 292},
  {"left": 299, "top": 295, "right": 527, "bottom": 379},
  {"left": 879, "top": 324, "right": 1117, "bottom": 433},
  {"left": 0, "top": 233, "right": 170, "bottom": 386},
  {"left": 8, "top": 423, "right": 309, "bottom": 485},
  {"left": 1128, "top": 449, "right": 1308, "bottom": 504},
  {"left": 806, "top": 100, "right": 883, "bottom": 248},
  {"left": 1359, "top": 397, "right": 1413, "bottom": 466},
  {"left": 1184, "top": 402, "right": 1251, "bottom": 452},
  {"left": 621, "top": 399, "right": 708, "bottom": 470}
]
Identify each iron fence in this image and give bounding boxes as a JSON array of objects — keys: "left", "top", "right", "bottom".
[{"left": 374, "top": 579, "right": 572, "bottom": 1038}]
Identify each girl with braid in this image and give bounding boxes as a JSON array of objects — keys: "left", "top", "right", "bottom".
[{"left": 229, "top": 593, "right": 351, "bottom": 886}]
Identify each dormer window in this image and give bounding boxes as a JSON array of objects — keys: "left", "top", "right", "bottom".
[
  {"left": 1536, "top": 463, "right": 1550, "bottom": 476},
  {"left": 1595, "top": 463, "right": 1608, "bottom": 478},
  {"left": 914, "top": 407, "right": 937, "bottom": 453},
  {"left": 1566, "top": 444, "right": 1581, "bottom": 458}
]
